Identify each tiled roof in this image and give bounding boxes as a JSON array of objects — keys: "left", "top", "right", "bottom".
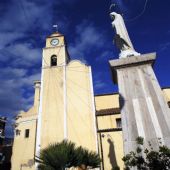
[
  {"left": 48, "top": 32, "right": 63, "bottom": 38},
  {"left": 96, "top": 108, "right": 120, "bottom": 116}
]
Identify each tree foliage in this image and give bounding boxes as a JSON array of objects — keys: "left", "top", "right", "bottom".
[
  {"left": 122, "top": 137, "right": 170, "bottom": 170},
  {"left": 75, "top": 146, "right": 101, "bottom": 170},
  {"left": 35, "top": 140, "right": 101, "bottom": 170}
]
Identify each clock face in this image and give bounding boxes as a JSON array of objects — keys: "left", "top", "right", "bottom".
[{"left": 50, "top": 38, "right": 59, "bottom": 46}]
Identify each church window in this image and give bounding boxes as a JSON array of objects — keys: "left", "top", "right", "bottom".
[
  {"left": 25, "top": 129, "right": 30, "bottom": 138},
  {"left": 51, "top": 55, "right": 57, "bottom": 66},
  {"left": 15, "top": 129, "right": 21, "bottom": 136},
  {"left": 116, "top": 118, "right": 122, "bottom": 128}
]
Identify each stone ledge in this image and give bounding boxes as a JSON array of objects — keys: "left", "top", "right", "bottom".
[
  {"left": 109, "top": 52, "right": 156, "bottom": 84},
  {"left": 109, "top": 52, "right": 156, "bottom": 68}
]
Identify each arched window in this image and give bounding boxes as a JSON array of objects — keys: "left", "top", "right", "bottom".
[{"left": 51, "top": 55, "right": 57, "bottom": 66}]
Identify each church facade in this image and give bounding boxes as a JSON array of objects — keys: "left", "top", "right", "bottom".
[{"left": 11, "top": 32, "right": 170, "bottom": 170}]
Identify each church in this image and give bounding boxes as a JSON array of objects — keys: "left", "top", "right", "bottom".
[{"left": 11, "top": 31, "right": 170, "bottom": 170}]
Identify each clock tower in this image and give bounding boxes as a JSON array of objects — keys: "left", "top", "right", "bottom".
[
  {"left": 36, "top": 32, "right": 70, "bottom": 154},
  {"left": 43, "top": 32, "right": 70, "bottom": 67},
  {"left": 36, "top": 32, "right": 98, "bottom": 162}
]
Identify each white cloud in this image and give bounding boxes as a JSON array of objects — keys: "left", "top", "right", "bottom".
[
  {"left": 21, "top": 73, "right": 41, "bottom": 86},
  {"left": 0, "top": 66, "right": 40, "bottom": 115},
  {"left": 93, "top": 72, "right": 107, "bottom": 90},
  {"left": 94, "top": 80, "right": 106, "bottom": 89},
  {"left": 95, "top": 50, "right": 115, "bottom": 62},
  {"left": 0, "top": 0, "right": 53, "bottom": 33},
  {"left": 159, "top": 42, "right": 170, "bottom": 52},
  {"left": 0, "top": 68, "right": 26, "bottom": 79},
  {"left": 0, "top": 43, "right": 41, "bottom": 68},
  {"left": 75, "top": 21, "right": 104, "bottom": 48},
  {"left": 69, "top": 20, "right": 106, "bottom": 60},
  {"left": 9, "top": 43, "right": 41, "bottom": 66},
  {"left": 0, "top": 32, "right": 26, "bottom": 49}
]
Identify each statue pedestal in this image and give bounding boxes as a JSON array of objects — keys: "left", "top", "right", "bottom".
[{"left": 109, "top": 53, "right": 170, "bottom": 154}]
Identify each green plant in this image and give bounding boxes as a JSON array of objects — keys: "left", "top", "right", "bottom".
[
  {"left": 112, "top": 166, "right": 120, "bottom": 170},
  {"left": 75, "top": 146, "right": 101, "bottom": 169},
  {"left": 35, "top": 140, "right": 101, "bottom": 170},
  {"left": 122, "top": 137, "right": 170, "bottom": 170}
]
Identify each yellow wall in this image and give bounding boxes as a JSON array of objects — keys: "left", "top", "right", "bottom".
[
  {"left": 97, "top": 114, "right": 120, "bottom": 130},
  {"left": 162, "top": 88, "right": 170, "bottom": 103},
  {"left": 11, "top": 111, "right": 37, "bottom": 170},
  {"left": 67, "top": 60, "right": 97, "bottom": 151},
  {"left": 39, "top": 34, "right": 97, "bottom": 153},
  {"left": 98, "top": 131, "right": 124, "bottom": 170},
  {"left": 40, "top": 66, "right": 65, "bottom": 147},
  {"left": 95, "top": 94, "right": 119, "bottom": 110},
  {"left": 95, "top": 94, "right": 124, "bottom": 170},
  {"left": 11, "top": 82, "right": 40, "bottom": 170}
]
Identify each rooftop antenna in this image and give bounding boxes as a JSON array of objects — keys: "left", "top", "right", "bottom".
[{"left": 53, "top": 24, "right": 58, "bottom": 32}]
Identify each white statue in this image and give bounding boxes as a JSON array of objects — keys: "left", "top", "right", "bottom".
[{"left": 110, "top": 12, "right": 140, "bottom": 58}]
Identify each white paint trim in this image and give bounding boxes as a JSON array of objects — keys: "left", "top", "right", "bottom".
[
  {"left": 35, "top": 51, "right": 45, "bottom": 170},
  {"left": 89, "top": 66, "right": 98, "bottom": 153},
  {"left": 63, "top": 64, "right": 67, "bottom": 139},
  {"left": 133, "top": 99, "right": 145, "bottom": 138},
  {"left": 146, "top": 97, "right": 164, "bottom": 142}
]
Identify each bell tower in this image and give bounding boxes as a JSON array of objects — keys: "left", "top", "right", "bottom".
[
  {"left": 36, "top": 32, "right": 98, "bottom": 170},
  {"left": 36, "top": 32, "right": 70, "bottom": 156},
  {"left": 43, "top": 32, "right": 70, "bottom": 67}
]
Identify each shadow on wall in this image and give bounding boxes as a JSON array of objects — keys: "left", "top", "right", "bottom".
[
  {"left": 107, "top": 138, "right": 118, "bottom": 169},
  {"left": 119, "top": 93, "right": 125, "bottom": 111}
]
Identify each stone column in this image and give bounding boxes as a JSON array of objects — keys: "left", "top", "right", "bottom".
[{"left": 109, "top": 53, "right": 170, "bottom": 154}]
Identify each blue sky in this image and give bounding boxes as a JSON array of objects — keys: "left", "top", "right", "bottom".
[{"left": 0, "top": 0, "right": 170, "bottom": 137}]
